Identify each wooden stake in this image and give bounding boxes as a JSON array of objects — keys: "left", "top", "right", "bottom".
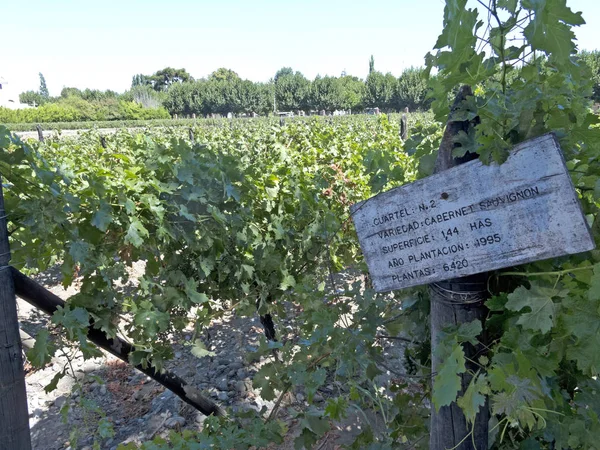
[
  {"left": 0, "top": 179, "right": 32, "bottom": 450},
  {"left": 429, "top": 86, "right": 489, "bottom": 450},
  {"left": 400, "top": 113, "right": 408, "bottom": 141},
  {"left": 36, "top": 124, "right": 44, "bottom": 143},
  {"left": 11, "top": 268, "right": 225, "bottom": 418}
]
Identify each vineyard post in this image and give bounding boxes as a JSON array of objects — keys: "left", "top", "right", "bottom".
[
  {"left": 0, "top": 179, "right": 32, "bottom": 450},
  {"left": 400, "top": 109, "right": 408, "bottom": 141},
  {"left": 429, "top": 86, "right": 489, "bottom": 450},
  {"left": 36, "top": 124, "right": 44, "bottom": 142}
]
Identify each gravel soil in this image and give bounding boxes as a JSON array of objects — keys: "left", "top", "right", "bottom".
[{"left": 18, "top": 265, "right": 409, "bottom": 450}]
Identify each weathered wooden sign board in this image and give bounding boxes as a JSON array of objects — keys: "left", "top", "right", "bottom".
[{"left": 351, "top": 133, "right": 595, "bottom": 292}]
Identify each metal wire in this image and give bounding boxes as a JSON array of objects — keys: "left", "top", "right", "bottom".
[{"left": 429, "top": 282, "right": 488, "bottom": 305}]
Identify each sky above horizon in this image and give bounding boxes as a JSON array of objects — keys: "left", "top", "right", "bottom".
[{"left": 1, "top": 0, "right": 599, "bottom": 97}]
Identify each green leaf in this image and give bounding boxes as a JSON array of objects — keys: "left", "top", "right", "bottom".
[
  {"left": 90, "top": 204, "right": 113, "bottom": 232},
  {"left": 97, "top": 417, "right": 115, "bottom": 439},
  {"left": 44, "top": 370, "right": 66, "bottom": 393},
  {"left": 253, "top": 364, "right": 278, "bottom": 401},
  {"left": 279, "top": 273, "right": 296, "bottom": 291},
  {"left": 433, "top": 343, "right": 466, "bottom": 410},
  {"left": 27, "top": 329, "right": 57, "bottom": 368},
  {"left": 457, "top": 374, "right": 487, "bottom": 424},
  {"left": 124, "top": 218, "right": 148, "bottom": 248},
  {"left": 305, "top": 413, "right": 330, "bottom": 436},
  {"left": 69, "top": 240, "right": 91, "bottom": 265},
  {"left": 456, "top": 319, "right": 482, "bottom": 345},
  {"left": 506, "top": 284, "right": 555, "bottom": 333},
  {"left": 190, "top": 339, "right": 216, "bottom": 359},
  {"left": 589, "top": 264, "right": 600, "bottom": 301},
  {"left": 325, "top": 397, "right": 348, "bottom": 420},
  {"left": 294, "top": 428, "right": 319, "bottom": 450},
  {"left": 133, "top": 308, "right": 170, "bottom": 337},
  {"left": 184, "top": 278, "right": 208, "bottom": 304},
  {"left": 522, "top": 0, "right": 584, "bottom": 63}
]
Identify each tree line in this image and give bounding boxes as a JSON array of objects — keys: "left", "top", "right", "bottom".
[
  {"left": 11, "top": 51, "right": 600, "bottom": 123},
  {"left": 147, "top": 64, "right": 433, "bottom": 117}
]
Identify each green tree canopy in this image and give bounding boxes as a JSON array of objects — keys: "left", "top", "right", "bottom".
[
  {"left": 148, "top": 67, "right": 194, "bottom": 91},
  {"left": 310, "top": 76, "right": 343, "bottom": 111},
  {"left": 395, "top": 66, "right": 432, "bottom": 111},
  {"left": 209, "top": 68, "right": 240, "bottom": 83},
  {"left": 577, "top": 49, "right": 600, "bottom": 102},
  {"left": 274, "top": 70, "right": 311, "bottom": 111},
  {"left": 39, "top": 73, "right": 49, "bottom": 99},
  {"left": 364, "top": 71, "right": 396, "bottom": 109}
]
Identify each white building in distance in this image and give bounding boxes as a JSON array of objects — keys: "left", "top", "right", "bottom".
[{"left": 0, "top": 77, "right": 28, "bottom": 109}]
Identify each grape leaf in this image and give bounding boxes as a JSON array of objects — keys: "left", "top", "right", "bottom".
[
  {"left": 457, "top": 374, "right": 487, "bottom": 424},
  {"left": 456, "top": 319, "right": 482, "bottom": 345},
  {"left": 433, "top": 343, "right": 466, "bottom": 410},
  {"left": 124, "top": 218, "right": 148, "bottom": 248},
  {"left": 589, "top": 264, "right": 600, "bottom": 301},
  {"left": 27, "top": 329, "right": 56, "bottom": 368},
  {"left": 44, "top": 370, "right": 66, "bottom": 393},
  {"left": 191, "top": 339, "right": 215, "bottom": 359},
  {"left": 91, "top": 205, "right": 113, "bottom": 232},
  {"left": 279, "top": 273, "right": 296, "bottom": 291},
  {"left": 506, "top": 284, "right": 555, "bottom": 333}
]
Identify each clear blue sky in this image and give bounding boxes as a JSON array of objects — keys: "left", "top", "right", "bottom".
[{"left": 1, "top": 0, "right": 598, "bottom": 96}]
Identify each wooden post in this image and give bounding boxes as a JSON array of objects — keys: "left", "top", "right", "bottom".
[
  {"left": 11, "top": 268, "right": 225, "bottom": 418},
  {"left": 36, "top": 124, "right": 44, "bottom": 142},
  {"left": 400, "top": 113, "right": 408, "bottom": 141},
  {"left": 0, "top": 180, "right": 32, "bottom": 450},
  {"left": 429, "top": 86, "right": 489, "bottom": 450}
]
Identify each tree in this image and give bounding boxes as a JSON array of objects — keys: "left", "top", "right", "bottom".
[
  {"left": 274, "top": 70, "right": 311, "bottom": 111},
  {"left": 338, "top": 75, "right": 364, "bottom": 111},
  {"left": 395, "top": 67, "right": 432, "bottom": 111},
  {"left": 369, "top": 55, "right": 375, "bottom": 74},
  {"left": 274, "top": 67, "right": 294, "bottom": 83},
  {"left": 364, "top": 71, "right": 396, "bottom": 110},
  {"left": 131, "top": 74, "right": 151, "bottom": 88},
  {"left": 19, "top": 91, "right": 47, "bottom": 107},
  {"left": 577, "top": 49, "right": 600, "bottom": 102},
  {"left": 60, "top": 87, "right": 83, "bottom": 98},
  {"left": 39, "top": 73, "right": 49, "bottom": 99},
  {"left": 209, "top": 68, "right": 240, "bottom": 83},
  {"left": 310, "top": 76, "right": 343, "bottom": 111},
  {"left": 148, "top": 68, "right": 193, "bottom": 92}
]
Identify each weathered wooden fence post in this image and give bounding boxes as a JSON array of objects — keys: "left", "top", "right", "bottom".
[
  {"left": 36, "top": 124, "right": 44, "bottom": 143},
  {"left": 0, "top": 179, "right": 32, "bottom": 450},
  {"left": 353, "top": 86, "right": 593, "bottom": 450},
  {"left": 429, "top": 85, "right": 489, "bottom": 450},
  {"left": 400, "top": 111, "right": 408, "bottom": 141}
]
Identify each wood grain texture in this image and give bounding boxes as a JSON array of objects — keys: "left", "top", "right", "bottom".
[
  {"left": 428, "top": 87, "right": 489, "bottom": 450},
  {"left": 0, "top": 180, "right": 32, "bottom": 450},
  {"left": 351, "top": 133, "right": 594, "bottom": 292}
]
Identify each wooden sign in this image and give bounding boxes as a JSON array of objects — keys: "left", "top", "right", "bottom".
[{"left": 351, "top": 133, "right": 595, "bottom": 292}]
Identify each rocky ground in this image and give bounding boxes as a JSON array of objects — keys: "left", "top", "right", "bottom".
[{"left": 17, "top": 266, "right": 408, "bottom": 450}]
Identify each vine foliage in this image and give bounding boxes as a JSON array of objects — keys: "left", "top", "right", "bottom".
[
  {"left": 423, "top": 0, "right": 600, "bottom": 447},
  {"left": 1, "top": 0, "right": 599, "bottom": 447}
]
